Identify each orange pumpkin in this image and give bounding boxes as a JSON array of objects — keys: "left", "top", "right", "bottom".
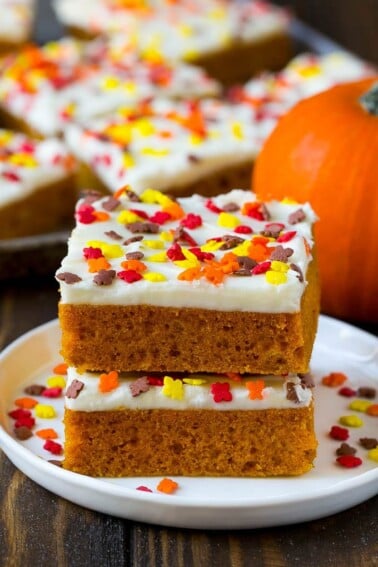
[{"left": 253, "top": 77, "right": 378, "bottom": 322}]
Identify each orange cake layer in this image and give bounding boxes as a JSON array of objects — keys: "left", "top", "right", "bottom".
[
  {"left": 63, "top": 405, "right": 316, "bottom": 477},
  {"left": 59, "top": 256, "right": 319, "bottom": 375}
]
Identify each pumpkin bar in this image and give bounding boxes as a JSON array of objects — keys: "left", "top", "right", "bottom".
[
  {"left": 63, "top": 367, "right": 317, "bottom": 477},
  {"left": 0, "top": 129, "right": 77, "bottom": 239},
  {"left": 0, "top": 0, "right": 36, "bottom": 54},
  {"left": 0, "top": 38, "right": 220, "bottom": 138},
  {"left": 56, "top": 188, "right": 319, "bottom": 375},
  {"left": 53, "top": 0, "right": 292, "bottom": 85}
]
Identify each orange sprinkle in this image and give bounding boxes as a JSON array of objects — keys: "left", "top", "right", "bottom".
[
  {"left": 53, "top": 362, "right": 68, "bottom": 375},
  {"left": 321, "top": 372, "right": 348, "bottom": 387},
  {"left": 158, "top": 130, "right": 173, "bottom": 138},
  {"left": 303, "top": 238, "right": 311, "bottom": 256},
  {"left": 247, "top": 242, "right": 270, "bottom": 262},
  {"left": 246, "top": 380, "right": 265, "bottom": 400},
  {"left": 202, "top": 264, "right": 226, "bottom": 285},
  {"left": 226, "top": 372, "right": 242, "bottom": 382},
  {"left": 163, "top": 202, "right": 185, "bottom": 220},
  {"left": 36, "top": 428, "right": 58, "bottom": 440},
  {"left": 366, "top": 404, "right": 378, "bottom": 417},
  {"left": 87, "top": 257, "right": 111, "bottom": 273},
  {"left": 120, "top": 259, "right": 147, "bottom": 272},
  {"left": 93, "top": 211, "right": 110, "bottom": 222},
  {"left": 177, "top": 266, "right": 202, "bottom": 281},
  {"left": 114, "top": 184, "right": 131, "bottom": 199},
  {"left": 156, "top": 477, "right": 179, "bottom": 494},
  {"left": 99, "top": 371, "right": 119, "bottom": 393},
  {"left": 14, "top": 397, "right": 38, "bottom": 409},
  {"left": 241, "top": 201, "right": 260, "bottom": 216}
]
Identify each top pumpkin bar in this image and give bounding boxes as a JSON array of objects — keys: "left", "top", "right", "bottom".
[
  {"left": 56, "top": 187, "right": 319, "bottom": 375},
  {"left": 53, "top": 0, "right": 292, "bottom": 84}
]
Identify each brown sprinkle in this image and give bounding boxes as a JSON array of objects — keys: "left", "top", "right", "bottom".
[
  {"left": 14, "top": 426, "right": 33, "bottom": 440},
  {"left": 336, "top": 443, "right": 357, "bottom": 456},
  {"left": 24, "top": 384, "right": 45, "bottom": 396},
  {"left": 66, "top": 379, "right": 84, "bottom": 399},
  {"left": 56, "top": 272, "right": 82, "bottom": 284}
]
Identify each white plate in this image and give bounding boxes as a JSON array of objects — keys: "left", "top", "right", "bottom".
[{"left": 0, "top": 316, "right": 377, "bottom": 529}]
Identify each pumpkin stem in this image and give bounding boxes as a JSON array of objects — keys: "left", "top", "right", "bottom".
[{"left": 360, "top": 82, "right": 378, "bottom": 115}]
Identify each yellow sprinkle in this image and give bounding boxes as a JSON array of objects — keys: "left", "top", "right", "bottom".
[
  {"left": 141, "top": 147, "right": 170, "bottom": 157},
  {"left": 140, "top": 188, "right": 173, "bottom": 206},
  {"left": 86, "top": 241, "right": 123, "bottom": 259},
  {"left": 143, "top": 239, "right": 165, "bottom": 249},
  {"left": 183, "top": 48, "right": 199, "bottom": 61},
  {"left": 162, "top": 376, "right": 184, "bottom": 400},
  {"left": 271, "top": 260, "right": 289, "bottom": 273},
  {"left": 367, "top": 448, "right": 378, "bottom": 462},
  {"left": 9, "top": 153, "right": 38, "bottom": 167},
  {"left": 122, "top": 153, "right": 135, "bottom": 168},
  {"left": 134, "top": 118, "right": 155, "bottom": 136},
  {"left": 123, "top": 81, "right": 137, "bottom": 94},
  {"left": 104, "top": 124, "right": 131, "bottom": 145},
  {"left": 35, "top": 404, "right": 56, "bottom": 419},
  {"left": 0, "top": 131, "right": 13, "bottom": 145},
  {"left": 47, "top": 376, "right": 66, "bottom": 389},
  {"left": 348, "top": 400, "right": 372, "bottom": 413},
  {"left": 178, "top": 23, "right": 193, "bottom": 37},
  {"left": 339, "top": 415, "right": 364, "bottom": 428},
  {"left": 297, "top": 64, "right": 321, "bottom": 78},
  {"left": 189, "top": 133, "right": 204, "bottom": 146},
  {"left": 173, "top": 259, "right": 199, "bottom": 269},
  {"left": 159, "top": 231, "right": 174, "bottom": 242},
  {"left": 282, "top": 197, "right": 299, "bottom": 205},
  {"left": 231, "top": 122, "right": 244, "bottom": 140},
  {"left": 143, "top": 272, "right": 167, "bottom": 282},
  {"left": 182, "top": 248, "right": 198, "bottom": 261},
  {"left": 101, "top": 75, "right": 121, "bottom": 90},
  {"left": 146, "top": 252, "right": 167, "bottom": 262},
  {"left": 201, "top": 240, "right": 223, "bottom": 252},
  {"left": 265, "top": 271, "right": 288, "bottom": 285},
  {"left": 218, "top": 211, "right": 240, "bottom": 229},
  {"left": 117, "top": 210, "right": 144, "bottom": 224},
  {"left": 232, "top": 241, "right": 251, "bottom": 256},
  {"left": 183, "top": 378, "right": 207, "bottom": 386}
]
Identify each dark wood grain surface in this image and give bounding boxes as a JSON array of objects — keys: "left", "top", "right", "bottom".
[{"left": 1, "top": 1, "right": 378, "bottom": 566}]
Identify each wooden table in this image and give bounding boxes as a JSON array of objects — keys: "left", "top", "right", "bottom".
[{"left": 1, "top": 1, "right": 378, "bottom": 565}]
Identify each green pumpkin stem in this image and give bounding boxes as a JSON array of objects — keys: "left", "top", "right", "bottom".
[{"left": 360, "top": 82, "right": 378, "bottom": 115}]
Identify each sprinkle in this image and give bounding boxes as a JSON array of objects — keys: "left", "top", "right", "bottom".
[
  {"left": 359, "top": 438, "right": 378, "bottom": 450},
  {"left": 205, "top": 199, "right": 222, "bottom": 214},
  {"left": 367, "top": 448, "right": 378, "bottom": 462},
  {"left": 43, "top": 439, "right": 63, "bottom": 456},
  {"left": 248, "top": 242, "right": 270, "bottom": 263},
  {"left": 94, "top": 269, "right": 116, "bottom": 286},
  {"left": 218, "top": 212, "right": 240, "bottom": 229},
  {"left": 180, "top": 213, "right": 202, "bottom": 229},
  {"left": 53, "top": 363, "right": 68, "bottom": 375},
  {"left": 339, "top": 415, "right": 364, "bottom": 428},
  {"left": 24, "top": 384, "right": 45, "bottom": 396},
  {"left": 163, "top": 202, "right": 185, "bottom": 221},
  {"left": 177, "top": 266, "right": 202, "bottom": 281},
  {"left": 36, "top": 428, "right": 58, "bottom": 440},
  {"left": 265, "top": 270, "right": 287, "bottom": 285},
  {"left": 8, "top": 408, "right": 31, "bottom": 420},
  {"left": 102, "top": 197, "right": 121, "bottom": 211},
  {"left": 322, "top": 372, "right": 348, "bottom": 387},
  {"left": 149, "top": 211, "right": 172, "bottom": 225},
  {"left": 66, "top": 379, "right": 84, "bottom": 399},
  {"left": 348, "top": 400, "right": 372, "bottom": 413},
  {"left": 14, "top": 397, "right": 38, "bottom": 409},
  {"left": 47, "top": 376, "right": 66, "bottom": 389},
  {"left": 42, "top": 387, "right": 62, "bottom": 398},
  {"left": 118, "top": 270, "right": 143, "bottom": 283},
  {"left": 143, "top": 240, "right": 165, "bottom": 250},
  {"left": 35, "top": 404, "right": 56, "bottom": 419},
  {"left": 288, "top": 208, "right": 306, "bottom": 224},
  {"left": 156, "top": 478, "right": 179, "bottom": 494},
  {"left": 14, "top": 426, "right": 33, "bottom": 440},
  {"left": 99, "top": 371, "right": 119, "bottom": 393},
  {"left": 120, "top": 259, "right": 147, "bottom": 272},
  {"left": 56, "top": 272, "right": 82, "bottom": 284},
  {"left": 83, "top": 246, "right": 103, "bottom": 259},
  {"left": 366, "top": 404, "right": 378, "bottom": 416},
  {"left": 270, "top": 245, "right": 293, "bottom": 262},
  {"left": 235, "top": 225, "right": 253, "bottom": 234},
  {"left": 162, "top": 376, "right": 184, "bottom": 400},
  {"left": 246, "top": 379, "right": 265, "bottom": 400},
  {"left": 183, "top": 378, "right": 207, "bottom": 386},
  {"left": 338, "top": 387, "right": 357, "bottom": 397},
  {"left": 147, "top": 252, "right": 168, "bottom": 263},
  {"left": 357, "top": 387, "right": 376, "bottom": 399},
  {"left": 290, "top": 263, "right": 304, "bottom": 282},
  {"left": 127, "top": 221, "right": 159, "bottom": 234},
  {"left": 336, "top": 455, "right": 363, "bottom": 468},
  {"left": 14, "top": 416, "right": 35, "bottom": 429},
  {"left": 251, "top": 261, "right": 271, "bottom": 275},
  {"left": 130, "top": 376, "right": 150, "bottom": 397},
  {"left": 210, "top": 382, "right": 232, "bottom": 403},
  {"left": 86, "top": 241, "right": 123, "bottom": 259},
  {"left": 144, "top": 272, "right": 167, "bottom": 282},
  {"left": 277, "top": 230, "right": 297, "bottom": 243},
  {"left": 167, "top": 242, "right": 185, "bottom": 261},
  {"left": 136, "top": 485, "right": 153, "bottom": 493},
  {"left": 329, "top": 425, "right": 349, "bottom": 441},
  {"left": 336, "top": 443, "right": 357, "bottom": 456},
  {"left": 87, "top": 257, "right": 111, "bottom": 273}
]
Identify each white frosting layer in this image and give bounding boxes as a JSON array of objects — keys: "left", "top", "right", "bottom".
[
  {"left": 54, "top": 0, "right": 289, "bottom": 54},
  {"left": 0, "top": 38, "right": 220, "bottom": 137},
  {"left": 65, "top": 367, "right": 313, "bottom": 411},
  {"left": 0, "top": 0, "right": 35, "bottom": 43},
  {"left": 0, "top": 130, "right": 76, "bottom": 208},
  {"left": 56, "top": 189, "right": 316, "bottom": 312}
]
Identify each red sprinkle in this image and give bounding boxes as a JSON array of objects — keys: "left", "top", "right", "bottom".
[
  {"left": 234, "top": 225, "right": 253, "bottom": 234},
  {"left": 8, "top": 408, "right": 32, "bottom": 420},
  {"left": 83, "top": 246, "right": 103, "bottom": 259},
  {"left": 210, "top": 382, "right": 233, "bottom": 403},
  {"left": 147, "top": 376, "right": 164, "bottom": 386},
  {"left": 2, "top": 170, "right": 21, "bottom": 182},
  {"left": 43, "top": 439, "right": 63, "bottom": 455},
  {"left": 205, "top": 199, "right": 222, "bottom": 214},
  {"left": 329, "top": 425, "right": 349, "bottom": 441},
  {"left": 277, "top": 231, "right": 297, "bottom": 243},
  {"left": 167, "top": 242, "right": 185, "bottom": 261},
  {"left": 129, "top": 208, "right": 149, "bottom": 220},
  {"left": 149, "top": 211, "right": 171, "bottom": 225},
  {"left": 42, "top": 387, "right": 62, "bottom": 398},
  {"left": 136, "top": 485, "right": 153, "bottom": 492},
  {"left": 336, "top": 455, "right": 363, "bottom": 468},
  {"left": 188, "top": 247, "right": 214, "bottom": 262},
  {"left": 76, "top": 204, "right": 96, "bottom": 224},
  {"left": 15, "top": 416, "right": 35, "bottom": 429},
  {"left": 180, "top": 213, "right": 202, "bottom": 229},
  {"left": 117, "top": 270, "right": 143, "bottom": 283},
  {"left": 251, "top": 261, "right": 271, "bottom": 275},
  {"left": 338, "top": 387, "right": 357, "bottom": 397}
]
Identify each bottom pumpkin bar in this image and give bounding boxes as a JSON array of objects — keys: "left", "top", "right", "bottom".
[{"left": 63, "top": 368, "right": 317, "bottom": 477}]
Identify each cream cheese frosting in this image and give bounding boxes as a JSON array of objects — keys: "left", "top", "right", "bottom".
[
  {"left": 65, "top": 367, "right": 313, "bottom": 412},
  {"left": 0, "top": 129, "right": 76, "bottom": 208},
  {"left": 0, "top": 38, "right": 220, "bottom": 137},
  {"left": 56, "top": 188, "right": 316, "bottom": 313},
  {"left": 0, "top": 0, "right": 35, "bottom": 43}
]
